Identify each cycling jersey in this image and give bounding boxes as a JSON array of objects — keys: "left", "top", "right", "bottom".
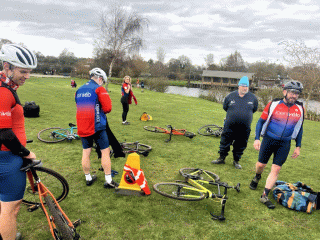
[
  {"left": 0, "top": 73, "right": 29, "bottom": 156},
  {"left": 256, "top": 99, "right": 304, "bottom": 144},
  {"left": 75, "top": 80, "right": 112, "bottom": 137}
]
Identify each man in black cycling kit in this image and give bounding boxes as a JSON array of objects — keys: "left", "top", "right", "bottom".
[
  {"left": 250, "top": 81, "right": 304, "bottom": 209},
  {"left": 0, "top": 44, "right": 37, "bottom": 240},
  {"left": 211, "top": 76, "right": 258, "bottom": 169}
]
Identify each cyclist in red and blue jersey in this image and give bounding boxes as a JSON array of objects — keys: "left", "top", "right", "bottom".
[
  {"left": 250, "top": 81, "right": 304, "bottom": 209},
  {"left": 0, "top": 44, "right": 37, "bottom": 240},
  {"left": 75, "top": 68, "right": 118, "bottom": 189}
]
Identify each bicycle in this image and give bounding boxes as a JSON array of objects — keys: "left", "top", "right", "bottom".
[
  {"left": 144, "top": 125, "right": 196, "bottom": 142},
  {"left": 96, "top": 141, "right": 152, "bottom": 172},
  {"left": 21, "top": 159, "right": 81, "bottom": 239},
  {"left": 153, "top": 168, "right": 240, "bottom": 221},
  {"left": 114, "top": 141, "right": 152, "bottom": 157},
  {"left": 38, "top": 123, "right": 79, "bottom": 143},
  {"left": 198, "top": 124, "right": 223, "bottom": 137}
]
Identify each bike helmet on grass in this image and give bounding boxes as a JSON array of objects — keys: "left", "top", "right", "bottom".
[
  {"left": 0, "top": 44, "right": 37, "bottom": 69},
  {"left": 89, "top": 68, "right": 108, "bottom": 83},
  {"left": 283, "top": 81, "right": 303, "bottom": 93}
]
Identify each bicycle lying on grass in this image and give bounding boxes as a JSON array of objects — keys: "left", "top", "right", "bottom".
[
  {"left": 38, "top": 123, "right": 79, "bottom": 143},
  {"left": 112, "top": 141, "right": 152, "bottom": 157},
  {"left": 153, "top": 168, "right": 240, "bottom": 221},
  {"left": 198, "top": 124, "right": 223, "bottom": 137},
  {"left": 96, "top": 141, "right": 152, "bottom": 172},
  {"left": 21, "top": 159, "right": 81, "bottom": 239},
  {"left": 144, "top": 125, "right": 196, "bottom": 142}
]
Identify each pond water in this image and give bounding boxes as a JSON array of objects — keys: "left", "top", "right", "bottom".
[{"left": 165, "top": 86, "right": 320, "bottom": 114}]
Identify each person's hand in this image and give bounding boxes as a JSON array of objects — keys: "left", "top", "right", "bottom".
[
  {"left": 24, "top": 151, "right": 36, "bottom": 159},
  {"left": 291, "top": 147, "right": 300, "bottom": 159},
  {"left": 253, "top": 140, "right": 261, "bottom": 151}
]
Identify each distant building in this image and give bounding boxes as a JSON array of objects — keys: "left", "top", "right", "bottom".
[{"left": 200, "top": 70, "right": 255, "bottom": 89}]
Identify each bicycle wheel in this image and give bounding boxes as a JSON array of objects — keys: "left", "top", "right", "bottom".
[
  {"left": 143, "top": 126, "right": 167, "bottom": 133},
  {"left": 23, "top": 167, "right": 69, "bottom": 206},
  {"left": 44, "top": 195, "right": 77, "bottom": 240},
  {"left": 121, "top": 142, "right": 152, "bottom": 155},
  {"left": 38, "top": 127, "right": 68, "bottom": 143},
  {"left": 153, "top": 182, "right": 205, "bottom": 201},
  {"left": 179, "top": 168, "right": 220, "bottom": 182},
  {"left": 198, "top": 125, "right": 223, "bottom": 136}
]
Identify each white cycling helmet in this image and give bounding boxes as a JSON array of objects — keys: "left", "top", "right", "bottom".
[
  {"left": 0, "top": 43, "right": 37, "bottom": 69},
  {"left": 89, "top": 68, "right": 108, "bottom": 83}
]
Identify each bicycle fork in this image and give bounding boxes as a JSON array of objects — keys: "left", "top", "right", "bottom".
[{"left": 210, "top": 184, "right": 228, "bottom": 221}]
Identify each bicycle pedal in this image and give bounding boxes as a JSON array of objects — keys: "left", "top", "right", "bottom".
[
  {"left": 73, "top": 219, "right": 82, "bottom": 228},
  {"left": 28, "top": 204, "right": 40, "bottom": 212}
]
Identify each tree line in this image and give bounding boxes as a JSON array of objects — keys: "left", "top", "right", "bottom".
[{"left": 1, "top": 3, "right": 319, "bottom": 110}]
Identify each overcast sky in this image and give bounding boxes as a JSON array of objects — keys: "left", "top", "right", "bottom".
[{"left": 1, "top": 0, "right": 319, "bottom": 66}]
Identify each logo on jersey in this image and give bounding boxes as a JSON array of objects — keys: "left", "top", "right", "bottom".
[
  {"left": 0, "top": 111, "right": 11, "bottom": 117},
  {"left": 275, "top": 111, "right": 301, "bottom": 118},
  {"left": 95, "top": 104, "right": 100, "bottom": 122},
  {"left": 77, "top": 92, "right": 91, "bottom": 98},
  {"left": 248, "top": 101, "right": 253, "bottom": 104}
]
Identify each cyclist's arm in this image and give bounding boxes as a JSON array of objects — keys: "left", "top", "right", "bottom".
[
  {"left": 96, "top": 87, "right": 112, "bottom": 114},
  {"left": 0, "top": 128, "right": 30, "bottom": 157},
  {"left": 222, "top": 95, "right": 229, "bottom": 111},
  {"left": 253, "top": 96, "right": 259, "bottom": 113},
  {"left": 255, "top": 118, "right": 266, "bottom": 140},
  {"left": 295, "top": 125, "right": 303, "bottom": 148}
]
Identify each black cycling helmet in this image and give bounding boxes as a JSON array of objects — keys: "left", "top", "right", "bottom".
[{"left": 283, "top": 81, "right": 303, "bottom": 93}]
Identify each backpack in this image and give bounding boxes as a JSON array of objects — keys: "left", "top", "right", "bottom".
[
  {"left": 140, "top": 112, "right": 152, "bottom": 121},
  {"left": 23, "top": 101, "right": 40, "bottom": 118},
  {"left": 272, "top": 180, "right": 319, "bottom": 213}
]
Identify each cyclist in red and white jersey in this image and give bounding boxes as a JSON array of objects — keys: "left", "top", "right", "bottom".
[
  {"left": 250, "top": 81, "right": 305, "bottom": 209},
  {"left": 0, "top": 44, "right": 37, "bottom": 240}
]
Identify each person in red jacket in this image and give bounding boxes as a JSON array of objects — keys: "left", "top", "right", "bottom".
[
  {"left": 75, "top": 68, "right": 118, "bottom": 188},
  {"left": 120, "top": 76, "right": 137, "bottom": 125},
  {"left": 0, "top": 44, "right": 37, "bottom": 240}
]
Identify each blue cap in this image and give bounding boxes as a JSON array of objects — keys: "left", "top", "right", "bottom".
[{"left": 238, "top": 76, "right": 249, "bottom": 87}]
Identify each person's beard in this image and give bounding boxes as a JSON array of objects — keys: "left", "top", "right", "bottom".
[{"left": 285, "top": 94, "right": 297, "bottom": 106}]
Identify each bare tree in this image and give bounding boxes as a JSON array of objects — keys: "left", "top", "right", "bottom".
[
  {"left": 156, "top": 47, "right": 166, "bottom": 64},
  {"left": 280, "top": 40, "right": 320, "bottom": 110},
  {"left": 96, "top": 5, "right": 149, "bottom": 77},
  {"left": 204, "top": 53, "right": 214, "bottom": 69}
]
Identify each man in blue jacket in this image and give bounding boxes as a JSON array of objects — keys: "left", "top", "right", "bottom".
[{"left": 211, "top": 76, "right": 258, "bottom": 169}]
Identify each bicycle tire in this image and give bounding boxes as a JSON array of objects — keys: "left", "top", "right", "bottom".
[
  {"left": 198, "top": 125, "right": 223, "bottom": 136},
  {"left": 179, "top": 168, "right": 220, "bottom": 182},
  {"left": 121, "top": 142, "right": 152, "bottom": 154},
  {"left": 38, "top": 127, "right": 68, "bottom": 143},
  {"left": 143, "top": 126, "right": 167, "bottom": 133},
  {"left": 153, "top": 182, "right": 205, "bottom": 201},
  {"left": 23, "top": 166, "right": 69, "bottom": 206},
  {"left": 44, "top": 195, "right": 75, "bottom": 240}
]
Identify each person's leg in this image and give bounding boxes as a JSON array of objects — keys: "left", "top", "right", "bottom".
[
  {"left": 232, "top": 129, "right": 251, "bottom": 169},
  {"left": 211, "top": 129, "right": 233, "bottom": 164},
  {"left": 80, "top": 136, "right": 96, "bottom": 185},
  {"left": 82, "top": 148, "right": 92, "bottom": 175},
  {"left": 260, "top": 140, "right": 290, "bottom": 209},
  {"left": 0, "top": 200, "right": 22, "bottom": 240},
  {"left": 262, "top": 140, "right": 290, "bottom": 195},
  {"left": 95, "top": 130, "right": 118, "bottom": 188},
  {"left": 249, "top": 136, "right": 274, "bottom": 190},
  {"left": 100, "top": 148, "right": 111, "bottom": 175}
]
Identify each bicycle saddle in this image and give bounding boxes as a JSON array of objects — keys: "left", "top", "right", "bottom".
[
  {"left": 20, "top": 159, "right": 42, "bottom": 172},
  {"left": 69, "top": 123, "right": 76, "bottom": 127}
]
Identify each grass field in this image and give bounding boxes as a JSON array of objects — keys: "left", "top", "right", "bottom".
[{"left": 15, "top": 77, "right": 320, "bottom": 239}]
